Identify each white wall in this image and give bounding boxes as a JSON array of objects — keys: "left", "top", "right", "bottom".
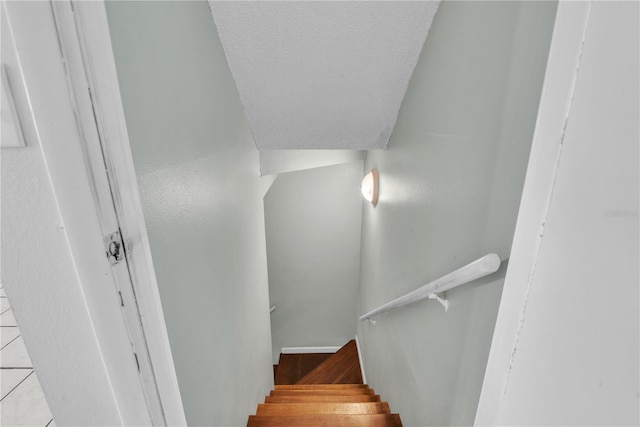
[
  {"left": 476, "top": 2, "right": 639, "bottom": 425},
  {"left": 265, "top": 162, "right": 363, "bottom": 363},
  {"left": 356, "top": 2, "right": 557, "bottom": 425},
  {"left": 259, "top": 150, "right": 363, "bottom": 176},
  {"left": 105, "top": 2, "right": 273, "bottom": 425}
]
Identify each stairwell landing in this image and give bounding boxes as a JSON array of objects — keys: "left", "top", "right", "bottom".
[{"left": 247, "top": 340, "right": 402, "bottom": 426}]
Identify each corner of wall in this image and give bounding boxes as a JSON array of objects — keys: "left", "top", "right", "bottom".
[{"left": 355, "top": 335, "right": 367, "bottom": 384}]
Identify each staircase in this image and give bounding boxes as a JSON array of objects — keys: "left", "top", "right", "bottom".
[{"left": 247, "top": 340, "right": 402, "bottom": 426}]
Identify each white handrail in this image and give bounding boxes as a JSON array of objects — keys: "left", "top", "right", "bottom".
[{"left": 359, "top": 253, "right": 502, "bottom": 321}]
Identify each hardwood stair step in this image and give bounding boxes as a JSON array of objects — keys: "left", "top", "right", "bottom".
[
  {"left": 256, "top": 402, "right": 390, "bottom": 416},
  {"left": 247, "top": 413, "right": 402, "bottom": 426},
  {"left": 296, "top": 340, "right": 363, "bottom": 384},
  {"left": 274, "top": 353, "right": 333, "bottom": 385},
  {"left": 275, "top": 384, "right": 369, "bottom": 390},
  {"left": 270, "top": 389, "right": 375, "bottom": 397},
  {"left": 249, "top": 341, "right": 402, "bottom": 426},
  {"left": 265, "top": 395, "right": 381, "bottom": 404}
]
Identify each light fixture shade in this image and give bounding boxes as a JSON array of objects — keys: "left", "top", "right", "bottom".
[{"left": 361, "top": 168, "right": 379, "bottom": 206}]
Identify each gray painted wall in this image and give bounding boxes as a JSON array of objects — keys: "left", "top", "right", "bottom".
[
  {"left": 265, "top": 162, "right": 363, "bottom": 363},
  {"left": 106, "top": 2, "right": 273, "bottom": 425},
  {"left": 357, "top": 2, "right": 557, "bottom": 426}
]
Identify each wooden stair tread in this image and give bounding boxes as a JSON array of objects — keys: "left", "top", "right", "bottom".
[
  {"left": 296, "top": 340, "right": 363, "bottom": 384},
  {"left": 275, "top": 353, "right": 333, "bottom": 385},
  {"left": 271, "top": 389, "right": 375, "bottom": 396},
  {"left": 265, "top": 395, "right": 381, "bottom": 403},
  {"left": 247, "top": 414, "right": 402, "bottom": 426},
  {"left": 256, "top": 402, "right": 390, "bottom": 416}
]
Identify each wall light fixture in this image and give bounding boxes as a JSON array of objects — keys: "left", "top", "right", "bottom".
[{"left": 361, "top": 168, "right": 379, "bottom": 206}]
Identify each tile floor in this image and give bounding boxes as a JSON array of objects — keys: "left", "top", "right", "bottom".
[{"left": 1, "top": 285, "right": 55, "bottom": 427}]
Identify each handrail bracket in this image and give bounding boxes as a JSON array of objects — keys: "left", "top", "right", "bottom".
[{"left": 428, "top": 293, "right": 449, "bottom": 312}]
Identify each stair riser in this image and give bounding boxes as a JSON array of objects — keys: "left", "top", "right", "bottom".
[
  {"left": 256, "top": 402, "right": 390, "bottom": 416},
  {"left": 270, "top": 390, "right": 376, "bottom": 397},
  {"left": 275, "top": 384, "right": 368, "bottom": 390},
  {"left": 265, "top": 395, "right": 381, "bottom": 403}
]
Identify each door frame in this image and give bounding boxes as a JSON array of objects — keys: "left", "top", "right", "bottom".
[
  {"left": 474, "top": 2, "right": 592, "bottom": 424},
  {"left": 49, "top": 1, "right": 186, "bottom": 425}
]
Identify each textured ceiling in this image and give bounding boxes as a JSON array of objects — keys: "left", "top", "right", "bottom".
[{"left": 209, "top": 1, "right": 440, "bottom": 150}]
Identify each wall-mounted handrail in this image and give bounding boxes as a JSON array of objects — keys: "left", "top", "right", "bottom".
[{"left": 359, "top": 253, "right": 501, "bottom": 321}]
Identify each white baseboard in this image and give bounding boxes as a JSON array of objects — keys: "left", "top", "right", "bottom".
[
  {"left": 355, "top": 335, "right": 367, "bottom": 384},
  {"left": 281, "top": 346, "right": 340, "bottom": 354}
]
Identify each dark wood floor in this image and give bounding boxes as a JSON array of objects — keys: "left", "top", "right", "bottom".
[
  {"left": 296, "top": 340, "right": 363, "bottom": 384},
  {"left": 274, "top": 353, "right": 332, "bottom": 385}
]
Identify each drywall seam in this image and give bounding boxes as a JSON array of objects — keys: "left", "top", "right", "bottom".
[{"left": 499, "top": 0, "right": 592, "bottom": 402}]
